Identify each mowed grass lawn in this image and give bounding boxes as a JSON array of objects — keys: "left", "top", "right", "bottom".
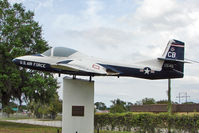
[
  {"left": 94, "top": 131, "right": 131, "bottom": 133},
  {"left": 0, "top": 121, "right": 61, "bottom": 133},
  {"left": 0, "top": 121, "right": 131, "bottom": 133}
]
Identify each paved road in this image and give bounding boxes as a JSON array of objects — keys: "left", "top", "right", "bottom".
[{"left": 5, "top": 119, "right": 62, "bottom": 127}]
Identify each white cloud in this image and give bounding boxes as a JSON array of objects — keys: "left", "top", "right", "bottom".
[
  {"left": 85, "top": 0, "right": 103, "bottom": 17},
  {"left": 36, "top": 0, "right": 54, "bottom": 9},
  {"left": 136, "top": 0, "right": 177, "bottom": 18},
  {"left": 8, "top": 0, "right": 25, "bottom": 4},
  {"left": 126, "top": 0, "right": 192, "bottom": 31},
  {"left": 182, "top": 76, "right": 199, "bottom": 84}
]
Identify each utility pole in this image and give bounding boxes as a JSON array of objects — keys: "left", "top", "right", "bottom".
[
  {"left": 181, "top": 92, "right": 190, "bottom": 103},
  {"left": 168, "top": 79, "right": 172, "bottom": 114},
  {"left": 176, "top": 92, "right": 190, "bottom": 104},
  {"left": 176, "top": 93, "right": 181, "bottom": 104},
  {"left": 167, "top": 79, "right": 172, "bottom": 133},
  {"left": 185, "top": 92, "right": 188, "bottom": 103}
]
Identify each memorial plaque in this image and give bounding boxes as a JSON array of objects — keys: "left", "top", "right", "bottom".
[{"left": 72, "top": 106, "right": 84, "bottom": 116}]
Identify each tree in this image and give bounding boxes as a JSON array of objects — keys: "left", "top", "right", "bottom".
[
  {"left": 95, "top": 102, "right": 107, "bottom": 110},
  {"left": 2, "top": 101, "right": 17, "bottom": 117},
  {"left": 0, "top": 0, "right": 58, "bottom": 107},
  {"left": 27, "top": 101, "right": 45, "bottom": 118},
  {"left": 23, "top": 72, "right": 59, "bottom": 104},
  {"left": 183, "top": 102, "right": 196, "bottom": 104},
  {"left": 110, "top": 99, "right": 127, "bottom": 113},
  {"left": 28, "top": 94, "right": 62, "bottom": 119},
  {"left": 3, "top": 106, "right": 14, "bottom": 117},
  {"left": 135, "top": 100, "right": 142, "bottom": 105},
  {"left": 135, "top": 98, "right": 156, "bottom": 105},
  {"left": 125, "top": 102, "right": 133, "bottom": 111},
  {"left": 47, "top": 94, "right": 62, "bottom": 119},
  {"left": 156, "top": 100, "right": 169, "bottom": 104},
  {"left": 142, "top": 98, "right": 156, "bottom": 105}
]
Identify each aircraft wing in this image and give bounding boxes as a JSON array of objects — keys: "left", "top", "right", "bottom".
[
  {"left": 50, "top": 60, "right": 121, "bottom": 76},
  {"left": 50, "top": 60, "right": 107, "bottom": 75},
  {"left": 98, "top": 64, "right": 121, "bottom": 75}
]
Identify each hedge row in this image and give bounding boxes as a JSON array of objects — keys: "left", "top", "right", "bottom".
[{"left": 94, "top": 113, "right": 199, "bottom": 132}]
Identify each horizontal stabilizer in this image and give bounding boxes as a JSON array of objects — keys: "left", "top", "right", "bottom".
[{"left": 158, "top": 57, "right": 190, "bottom": 63}]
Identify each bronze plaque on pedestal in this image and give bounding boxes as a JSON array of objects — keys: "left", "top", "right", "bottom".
[{"left": 72, "top": 106, "right": 84, "bottom": 116}]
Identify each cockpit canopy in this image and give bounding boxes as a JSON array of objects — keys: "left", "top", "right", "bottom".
[{"left": 42, "top": 47, "right": 77, "bottom": 57}]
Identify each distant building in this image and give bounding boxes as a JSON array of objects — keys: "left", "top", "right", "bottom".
[{"left": 131, "top": 104, "right": 199, "bottom": 113}]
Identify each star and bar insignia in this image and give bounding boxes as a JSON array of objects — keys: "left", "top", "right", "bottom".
[{"left": 140, "top": 67, "right": 155, "bottom": 75}]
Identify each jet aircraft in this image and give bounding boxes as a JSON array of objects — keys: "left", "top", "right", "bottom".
[{"left": 13, "top": 39, "right": 188, "bottom": 81}]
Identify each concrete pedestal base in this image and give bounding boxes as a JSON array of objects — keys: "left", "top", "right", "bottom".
[{"left": 62, "top": 77, "right": 94, "bottom": 133}]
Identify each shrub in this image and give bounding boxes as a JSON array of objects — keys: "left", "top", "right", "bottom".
[{"left": 94, "top": 112, "right": 199, "bottom": 132}]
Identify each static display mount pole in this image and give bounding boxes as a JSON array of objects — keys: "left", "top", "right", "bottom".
[
  {"left": 168, "top": 79, "right": 172, "bottom": 114},
  {"left": 62, "top": 77, "right": 94, "bottom": 133}
]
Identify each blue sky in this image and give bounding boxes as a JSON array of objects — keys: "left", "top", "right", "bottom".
[{"left": 10, "top": 0, "right": 199, "bottom": 106}]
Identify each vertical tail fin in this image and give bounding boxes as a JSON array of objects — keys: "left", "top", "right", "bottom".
[
  {"left": 162, "top": 39, "right": 184, "bottom": 61},
  {"left": 158, "top": 39, "right": 185, "bottom": 78}
]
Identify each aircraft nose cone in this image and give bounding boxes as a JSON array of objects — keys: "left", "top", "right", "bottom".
[
  {"left": 12, "top": 58, "right": 20, "bottom": 65},
  {"left": 12, "top": 58, "right": 16, "bottom": 63}
]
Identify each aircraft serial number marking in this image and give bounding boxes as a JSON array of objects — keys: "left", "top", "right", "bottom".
[{"left": 164, "top": 64, "right": 174, "bottom": 68}]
